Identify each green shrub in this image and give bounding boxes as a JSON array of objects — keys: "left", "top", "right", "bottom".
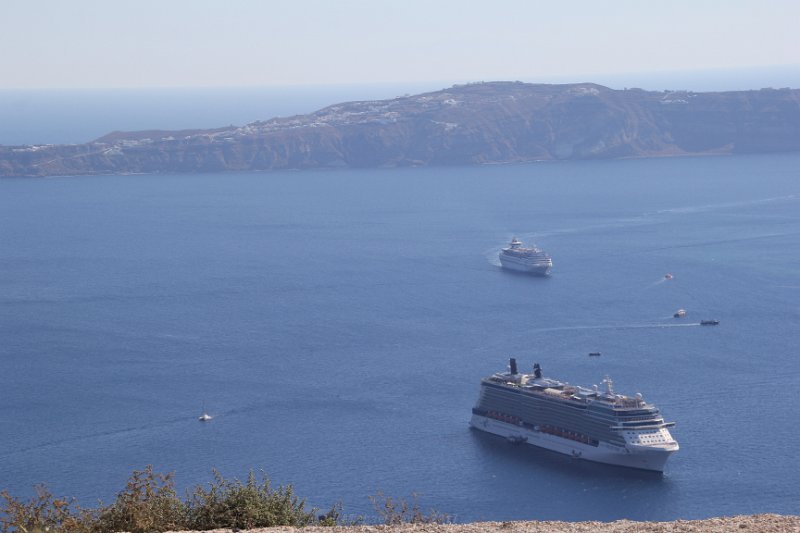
[
  {"left": 2, "top": 467, "right": 446, "bottom": 531},
  {"left": 186, "top": 469, "right": 320, "bottom": 530},
  {"left": 91, "top": 466, "right": 186, "bottom": 533}
]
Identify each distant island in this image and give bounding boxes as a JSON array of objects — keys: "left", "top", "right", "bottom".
[{"left": 2, "top": 81, "right": 799, "bottom": 178}]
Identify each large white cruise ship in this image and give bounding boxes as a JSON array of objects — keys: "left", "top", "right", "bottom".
[
  {"left": 498, "top": 237, "right": 552, "bottom": 275},
  {"left": 470, "top": 359, "right": 679, "bottom": 472}
]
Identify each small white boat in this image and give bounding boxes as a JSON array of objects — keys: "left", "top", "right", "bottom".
[
  {"left": 673, "top": 309, "right": 686, "bottom": 318},
  {"left": 199, "top": 412, "right": 213, "bottom": 422}
]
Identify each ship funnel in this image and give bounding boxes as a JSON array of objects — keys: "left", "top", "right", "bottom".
[
  {"left": 603, "top": 376, "right": 614, "bottom": 395},
  {"left": 509, "top": 358, "right": 518, "bottom": 375},
  {"left": 533, "top": 363, "right": 542, "bottom": 379}
]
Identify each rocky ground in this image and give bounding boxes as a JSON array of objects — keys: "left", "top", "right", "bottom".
[{"left": 165, "top": 514, "right": 799, "bottom": 533}]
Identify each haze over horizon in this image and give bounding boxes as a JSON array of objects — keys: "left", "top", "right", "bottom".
[{"left": 3, "top": 0, "right": 799, "bottom": 91}]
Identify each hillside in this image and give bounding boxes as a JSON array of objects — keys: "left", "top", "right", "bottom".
[{"left": 2, "top": 82, "right": 799, "bottom": 177}]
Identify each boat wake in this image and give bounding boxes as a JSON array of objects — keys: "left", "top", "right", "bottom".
[
  {"left": 523, "top": 217, "right": 656, "bottom": 241},
  {"left": 641, "top": 231, "right": 800, "bottom": 254},
  {"left": 654, "top": 194, "right": 797, "bottom": 216},
  {"left": 528, "top": 322, "right": 702, "bottom": 334},
  {"left": 484, "top": 246, "right": 503, "bottom": 266},
  {"left": 0, "top": 415, "right": 196, "bottom": 461},
  {"left": 497, "top": 195, "right": 798, "bottom": 255}
]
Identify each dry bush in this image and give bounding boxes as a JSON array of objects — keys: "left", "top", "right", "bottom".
[
  {"left": 370, "top": 492, "right": 450, "bottom": 525},
  {"left": 0, "top": 484, "right": 90, "bottom": 533}
]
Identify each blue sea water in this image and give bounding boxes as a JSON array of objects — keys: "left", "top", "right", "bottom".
[{"left": 1, "top": 154, "right": 799, "bottom": 522}]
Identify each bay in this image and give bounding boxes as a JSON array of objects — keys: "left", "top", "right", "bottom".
[{"left": 1, "top": 153, "right": 799, "bottom": 521}]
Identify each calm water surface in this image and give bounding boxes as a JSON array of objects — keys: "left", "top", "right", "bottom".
[{"left": 1, "top": 154, "right": 799, "bottom": 521}]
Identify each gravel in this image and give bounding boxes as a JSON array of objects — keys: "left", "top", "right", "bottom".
[{"left": 165, "top": 514, "right": 800, "bottom": 533}]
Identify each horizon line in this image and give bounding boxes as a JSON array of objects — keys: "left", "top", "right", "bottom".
[{"left": 1, "top": 64, "right": 799, "bottom": 92}]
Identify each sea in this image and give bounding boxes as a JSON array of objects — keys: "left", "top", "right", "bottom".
[{"left": 1, "top": 88, "right": 799, "bottom": 523}]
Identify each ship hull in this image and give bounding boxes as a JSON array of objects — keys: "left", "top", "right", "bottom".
[
  {"left": 498, "top": 255, "right": 552, "bottom": 275},
  {"left": 470, "top": 413, "right": 674, "bottom": 472}
]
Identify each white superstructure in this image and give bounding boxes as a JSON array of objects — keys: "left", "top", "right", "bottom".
[
  {"left": 499, "top": 238, "right": 552, "bottom": 275},
  {"left": 470, "top": 359, "right": 679, "bottom": 472}
]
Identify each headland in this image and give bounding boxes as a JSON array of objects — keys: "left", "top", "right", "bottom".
[{"left": 2, "top": 82, "right": 799, "bottom": 178}]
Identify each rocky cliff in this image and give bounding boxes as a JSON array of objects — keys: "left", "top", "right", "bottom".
[{"left": 2, "top": 82, "right": 799, "bottom": 177}]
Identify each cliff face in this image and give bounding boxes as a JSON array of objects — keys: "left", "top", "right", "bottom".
[{"left": 2, "top": 82, "right": 799, "bottom": 177}]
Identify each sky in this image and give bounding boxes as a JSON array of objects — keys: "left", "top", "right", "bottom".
[{"left": 2, "top": 0, "right": 799, "bottom": 89}]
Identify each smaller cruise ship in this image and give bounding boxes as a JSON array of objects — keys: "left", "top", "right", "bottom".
[{"left": 499, "top": 238, "right": 552, "bottom": 275}]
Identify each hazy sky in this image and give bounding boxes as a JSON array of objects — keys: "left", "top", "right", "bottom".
[{"left": 3, "top": 0, "right": 799, "bottom": 89}]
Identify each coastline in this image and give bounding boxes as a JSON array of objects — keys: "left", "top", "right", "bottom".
[
  {"left": 3, "top": 82, "right": 798, "bottom": 178},
  {"left": 163, "top": 515, "right": 800, "bottom": 533}
]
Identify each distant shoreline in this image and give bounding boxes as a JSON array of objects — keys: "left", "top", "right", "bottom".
[
  {"left": 2, "top": 81, "right": 798, "bottom": 178},
  {"left": 0, "top": 147, "right": 774, "bottom": 182}
]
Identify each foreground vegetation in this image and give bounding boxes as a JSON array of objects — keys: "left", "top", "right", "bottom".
[{"left": 1, "top": 466, "right": 448, "bottom": 532}]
